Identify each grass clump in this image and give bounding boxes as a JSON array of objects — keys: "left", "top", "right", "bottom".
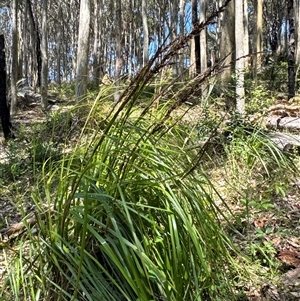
[{"left": 2, "top": 94, "right": 242, "bottom": 300}]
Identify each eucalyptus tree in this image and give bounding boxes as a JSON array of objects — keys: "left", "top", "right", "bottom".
[
  {"left": 27, "top": 0, "right": 42, "bottom": 88},
  {"left": 235, "top": 0, "right": 245, "bottom": 115},
  {"left": 10, "top": 0, "right": 18, "bottom": 115},
  {"left": 253, "top": 0, "right": 263, "bottom": 83},
  {"left": 0, "top": 34, "right": 14, "bottom": 139},
  {"left": 91, "top": 0, "right": 101, "bottom": 85},
  {"left": 243, "top": 0, "right": 249, "bottom": 65},
  {"left": 114, "top": 0, "right": 122, "bottom": 102},
  {"left": 142, "top": 0, "right": 149, "bottom": 66},
  {"left": 218, "top": 0, "right": 234, "bottom": 85},
  {"left": 200, "top": 0, "right": 207, "bottom": 75},
  {"left": 75, "top": 0, "right": 91, "bottom": 102},
  {"left": 263, "top": 0, "right": 286, "bottom": 60},
  {"left": 41, "top": 0, "right": 48, "bottom": 107},
  {"left": 295, "top": 0, "right": 300, "bottom": 66},
  {"left": 70, "top": 0, "right": 80, "bottom": 81},
  {"left": 287, "top": 0, "right": 296, "bottom": 99},
  {"left": 200, "top": 0, "right": 207, "bottom": 97},
  {"left": 190, "top": 0, "right": 200, "bottom": 77},
  {"left": 178, "top": 0, "right": 186, "bottom": 72}
]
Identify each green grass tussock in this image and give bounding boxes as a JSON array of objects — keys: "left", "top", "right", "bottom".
[{"left": 2, "top": 85, "right": 243, "bottom": 301}]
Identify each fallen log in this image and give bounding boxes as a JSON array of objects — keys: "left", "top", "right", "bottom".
[
  {"left": 266, "top": 116, "right": 300, "bottom": 131},
  {"left": 267, "top": 131, "right": 300, "bottom": 152}
]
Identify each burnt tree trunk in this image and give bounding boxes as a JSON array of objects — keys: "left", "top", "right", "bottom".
[
  {"left": 192, "top": 0, "right": 200, "bottom": 75},
  {"left": 288, "top": 0, "right": 296, "bottom": 100},
  {"left": 0, "top": 35, "right": 14, "bottom": 139}
]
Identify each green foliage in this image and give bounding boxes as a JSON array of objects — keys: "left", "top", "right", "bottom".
[
  {"left": 0, "top": 109, "right": 72, "bottom": 185},
  {"left": 2, "top": 87, "right": 242, "bottom": 300},
  {"left": 245, "top": 83, "right": 273, "bottom": 115},
  {"left": 0, "top": 140, "right": 30, "bottom": 182},
  {"left": 224, "top": 119, "right": 295, "bottom": 177},
  {"left": 246, "top": 239, "right": 277, "bottom": 268},
  {"left": 262, "top": 60, "right": 288, "bottom": 92}
]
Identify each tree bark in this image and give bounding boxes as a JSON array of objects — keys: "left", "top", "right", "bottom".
[
  {"left": 253, "top": 0, "right": 263, "bottom": 84},
  {"left": 75, "top": 0, "right": 91, "bottom": 102},
  {"left": 56, "top": 4, "right": 62, "bottom": 86},
  {"left": 41, "top": 0, "right": 48, "bottom": 108},
  {"left": 27, "top": 0, "right": 42, "bottom": 89},
  {"left": 219, "top": 0, "right": 235, "bottom": 78},
  {"left": 179, "top": 0, "right": 185, "bottom": 73},
  {"left": 193, "top": 0, "right": 200, "bottom": 75},
  {"left": 200, "top": 0, "right": 207, "bottom": 97},
  {"left": 92, "top": 0, "right": 103, "bottom": 86},
  {"left": 141, "top": 0, "right": 149, "bottom": 66},
  {"left": 243, "top": 0, "right": 249, "bottom": 65},
  {"left": 114, "top": 0, "right": 122, "bottom": 102},
  {"left": 0, "top": 35, "right": 14, "bottom": 139},
  {"left": 10, "top": 0, "right": 18, "bottom": 116},
  {"left": 235, "top": 0, "right": 245, "bottom": 115},
  {"left": 295, "top": 0, "right": 300, "bottom": 65},
  {"left": 288, "top": 0, "right": 296, "bottom": 100}
]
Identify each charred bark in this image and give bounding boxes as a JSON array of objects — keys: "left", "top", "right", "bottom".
[
  {"left": 0, "top": 35, "right": 14, "bottom": 139},
  {"left": 288, "top": 0, "right": 296, "bottom": 100},
  {"left": 192, "top": 0, "right": 200, "bottom": 75}
]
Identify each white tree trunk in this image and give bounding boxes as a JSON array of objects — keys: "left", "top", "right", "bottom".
[
  {"left": 75, "top": 0, "right": 91, "bottom": 102},
  {"left": 141, "top": 0, "right": 149, "bottom": 66},
  {"left": 235, "top": 0, "right": 245, "bottom": 116},
  {"left": 200, "top": 0, "right": 207, "bottom": 97},
  {"left": 254, "top": 0, "right": 263, "bottom": 82},
  {"left": 92, "top": 0, "right": 101, "bottom": 85},
  {"left": 41, "top": 0, "right": 48, "bottom": 108},
  {"left": 179, "top": 0, "right": 185, "bottom": 72},
  {"left": 56, "top": 4, "right": 62, "bottom": 86},
  {"left": 114, "top": 0, "right": 122, "bottom": 102}
]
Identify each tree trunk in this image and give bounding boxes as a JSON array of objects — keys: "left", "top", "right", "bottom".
[
  {"left": 193, "top": 0, "right": 200, "bottom": 75},
  {"left": 287, "top": 0, "right": 296, "bottom": 100},
  {"left": 179, "top": 0, "right": 185, "bottom": 73},
  {"left": 41, "top": 0, "right": 48, "bottom": 108},
  {"left": 56, "top": 4, "right": 62, "bottom": 86},
  {"left": 254, "top": 0, "right": 263, "bottom": 84},
  {"left": 200, "top": 0, "right": 207, "bottom": 97},
  {"left": 243, "top": 0, "right": 249, "bottom": 65},
  {"left": 141, "top": 0, "right": 149, "bottom": 66},
  {"left": 75, "top": 0, "right": 91, "bottom": 102},
  {"left": 295, "top": 0, "right": 300, "bottom": 65},
  {"left": 10, "top": 0, "right": 18, "bottom": 116},
  {"left": 0, "top": 35, "right": 14, "bottom": 140},
  {"left": 235, "top": 0, "right": 245, "bottom": 115},
  {"left": 219, "top": 0, "right": 235, "bottom": 85},
  {"left": 92, "top": 0, "right": 101, "bottom": 85},
  {"left": 114, "top": 0, "right": 122, "bottom": 102},
  {"left": 27, "top": 0, "right": 42, "bottom": 89},
  {"left": 17, "top": 8, "right": 23, "bottom": 80}
]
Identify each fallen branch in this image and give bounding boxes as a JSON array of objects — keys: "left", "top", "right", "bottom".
[
  {"left": 267, "top": 131, "right": 300, "bottom": 152},
  {"left": 267, "top": 116, "right": 300, "bottom": 131}
]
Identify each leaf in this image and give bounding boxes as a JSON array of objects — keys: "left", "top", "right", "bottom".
[{"left": 278, "top": 250, "right": 300, "bottom": 267}]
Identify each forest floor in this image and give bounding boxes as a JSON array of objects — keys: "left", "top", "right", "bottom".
[{"left": 1, "top": 96, "right": 300, "bottom": 300}]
